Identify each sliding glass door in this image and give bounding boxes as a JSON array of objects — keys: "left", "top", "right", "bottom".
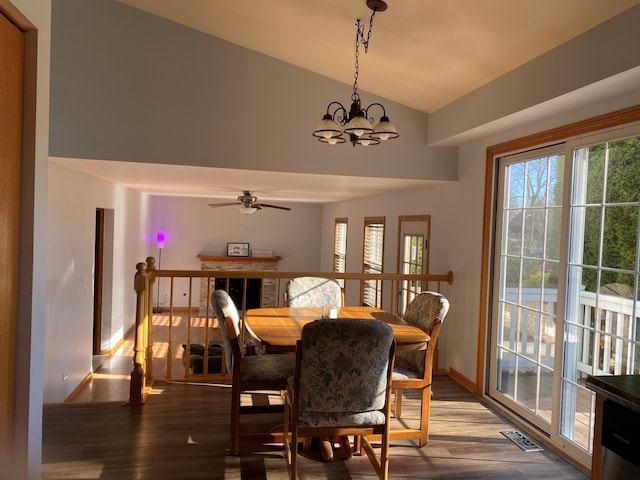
[
  {"left": 489, "top": 146, "right": 565, "bottom": 431},
  {"left": 489, "top": 125, "right": 640, "bottom": 465}
]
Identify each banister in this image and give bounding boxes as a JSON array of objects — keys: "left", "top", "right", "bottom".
[{"left": 128, "top": 258, "right": 454, "bottom": 404}]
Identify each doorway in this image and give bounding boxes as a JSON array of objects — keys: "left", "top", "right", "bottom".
[
  {"left": 92, "top": 208, "right": 114, "bottom": 362},
  {"left": 396, "top": 215, "right": 430, "bottom": 315}
]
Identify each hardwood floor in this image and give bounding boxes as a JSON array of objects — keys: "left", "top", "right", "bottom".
[
  {"left": 46, "top": 378, "right": 589, "bottom": 479},
  {"left": 48, "top": 313, "right": 589, "bottom": 478}
]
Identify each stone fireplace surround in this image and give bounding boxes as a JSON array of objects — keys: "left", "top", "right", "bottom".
[{"left": 196, "top": 255, "right": 281, "bottom": 315}]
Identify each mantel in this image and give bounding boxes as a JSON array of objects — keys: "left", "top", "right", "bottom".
[
  {"left": 196, "top": 255, "right": 281, "bottom": 312},
  {"left": 196, "top": 255, "right": 281, "bottom": 263}
]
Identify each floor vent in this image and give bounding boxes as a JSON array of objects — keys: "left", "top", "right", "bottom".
[{"left": 500, "top": 430, "right": 544, "bottom": 452}]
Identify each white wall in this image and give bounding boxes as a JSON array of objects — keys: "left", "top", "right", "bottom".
[
  {"left": 45, "top": 163, "right": 149, "bottom": 401},
  {"left": 149, "top": 195, "right": 323, "bottom": 307},
  {"left": 321, "top": 178, "right": 471, "bottom": 378}
]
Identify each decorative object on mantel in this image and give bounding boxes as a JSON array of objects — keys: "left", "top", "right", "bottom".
[
  {"left": 312, "top": 0, "right": 398, "bottom": 147},
  {"left": 251, "top": 249, "right": 274, "bottom": 258},
  {"left": 227, "top": 242, "right": 250, "bottom": 257},
  {"left": 208, "top": 191, "right": 291, "bottom": 215}
]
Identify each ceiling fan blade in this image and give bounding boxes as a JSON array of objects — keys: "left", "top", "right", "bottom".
[
  {"left": 208, "top": 201, "right": 241, "bottom": 207},
  {"left": 256, "top": 203, "right": 291, "bottom": 211}
]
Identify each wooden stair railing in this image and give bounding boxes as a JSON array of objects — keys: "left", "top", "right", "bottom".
[{"left": 128, "top": 258, "right": 454, "bottom": 404}]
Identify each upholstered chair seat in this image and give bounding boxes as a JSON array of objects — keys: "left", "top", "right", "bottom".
[
  {"left": 211, "top": 289, "right": 295, "bottom": 455},
  {"left": 240, "top": 354, "right": 295, "bottom": 383},
  {"left": 390, "top": 291, "right": 449, "bottom": 447},
  {"left": 283, "top": 318, "right": 395, "bottom": 480}
]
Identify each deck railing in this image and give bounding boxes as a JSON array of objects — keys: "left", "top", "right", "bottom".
[
  {"left": 128, "top": 257, "right": 454, "bottom": 403},
  {"left": 500, "top": 287, "right": 639, "bottom": 378}
]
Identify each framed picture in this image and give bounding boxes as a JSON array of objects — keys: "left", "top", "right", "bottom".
[{"left": 227, "top": 242, "right": 250, "bottom": 257}]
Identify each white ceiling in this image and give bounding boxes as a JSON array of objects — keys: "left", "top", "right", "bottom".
[{"left": 54, "top": 0, "right": 640, "bottom": 204}]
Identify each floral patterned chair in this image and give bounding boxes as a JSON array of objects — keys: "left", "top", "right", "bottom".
[
  {"left": 283, "top": 318, "right": 396, "bottom": 480},
  {"left": 284, "top": 276, "right": 344, "bottom": 307},
  {"left": 211, "top": 289, "right": 295, "bottom": 455},
  {"left": 391, "top": 291, "right": 449, "bottom": 447}
]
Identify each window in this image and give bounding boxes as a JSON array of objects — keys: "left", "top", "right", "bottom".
[
  {"left": 362, "top": 217, "right": 385, "bottom": 307},
  {"left": 333, "top": 218, "right": 348, "bottom": 275}
]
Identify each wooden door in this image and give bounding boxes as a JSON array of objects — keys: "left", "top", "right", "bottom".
[{"left": 0, "top": 9, "right": 24, "bottom": 452}]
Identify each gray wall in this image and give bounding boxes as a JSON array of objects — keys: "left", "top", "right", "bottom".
[{"left": 49, "top": 0, "right": 458, "bottom": 181}]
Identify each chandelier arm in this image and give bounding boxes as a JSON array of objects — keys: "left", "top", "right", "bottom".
[
  {"left": 326, "top": 101, "right": 348, "bottom": 125},
  {"left": 363, "top": 102, "right": 387, "bottom": 123}
]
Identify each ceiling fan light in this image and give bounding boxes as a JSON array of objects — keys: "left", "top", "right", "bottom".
[
  {"left": 313, "top": 114, "right": 342, "bottom": 139},
  {"left": 238, "top": 206, "right": 258, "bottom": 215},
  {"left": 371, "top": 116, "right": 399, "bottom": 141}
]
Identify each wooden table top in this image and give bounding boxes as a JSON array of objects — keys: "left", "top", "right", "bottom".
[{"left": 244, "top": 306, "right": 429, "bottom": 353}]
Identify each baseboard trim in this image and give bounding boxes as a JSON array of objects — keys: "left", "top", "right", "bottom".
[
  {"left": 64, "top": 372, "right": 94, "bottom": 402},
  {"left": 448, "top": 367, "right": 477, "bottom": 393}
]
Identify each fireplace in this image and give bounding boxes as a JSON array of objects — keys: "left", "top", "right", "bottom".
[
  {"left": 196, "top": 255, "right": 281, "bottom": 315},
  {"left": 214, "top": 277, "right": 262, "bottom": 310}
]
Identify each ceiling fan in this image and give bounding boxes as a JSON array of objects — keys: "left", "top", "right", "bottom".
[{"left": 208, "top": 191, "right": 291, "bottom": 214}]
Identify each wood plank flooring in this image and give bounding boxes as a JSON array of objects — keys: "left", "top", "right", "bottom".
[
  {"left": 51, "top": 311, "right": 589, "bottom": 478},
  {"left": 44, "top": 374, "right": 589, "bottom": 479}
]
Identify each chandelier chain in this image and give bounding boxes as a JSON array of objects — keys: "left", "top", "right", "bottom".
[{"left": 353, "top": 10, "right": 376, "bottom": 96}]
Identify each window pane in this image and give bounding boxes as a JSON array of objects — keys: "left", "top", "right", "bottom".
[
  {"left": 602, "top": 205, "right": 638, "bottom": 271},
  {"left": 333, "top": 219, "right": 347, "bottom": 274},
  {"left": 523, "top": 208, "right": 546, "bottom": 258},
  {"left": 605, "top": 137, "right": 640, "bottom": 203},
  {"left": 506, "top": 209, "right": 523, "bottom": 255},
  {"left": 362, "top": 219, "right": 384, "bottom": 308},
  {"left": 584, "top": 145, "right": 605, "bottom": 204}
]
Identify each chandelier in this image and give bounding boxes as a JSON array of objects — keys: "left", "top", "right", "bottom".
[{"left": 313, "top": 0, "right": 398, "bottom": 147}]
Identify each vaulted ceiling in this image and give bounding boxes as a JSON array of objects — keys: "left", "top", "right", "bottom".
[{"left": 54, "top": 1, "right": 640, "bottom": 203}]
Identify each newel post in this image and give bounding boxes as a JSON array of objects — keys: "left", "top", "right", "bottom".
[{"left": 129, "top": 261, "right": 148, "bottom": 404}]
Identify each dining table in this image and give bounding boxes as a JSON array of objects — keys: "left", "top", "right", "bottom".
[
  {"left": 243, "top": 305, "right": 430, "bottom": 462},
  {"left": 243, "top": 305, "right": 430, "bottom": 353}
]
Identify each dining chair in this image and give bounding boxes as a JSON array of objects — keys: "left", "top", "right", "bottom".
[
  {"left": 283, "top": 318, "right": 396, "bottom": 480},
  {"left": 211, "top": 289, "right": 296, "bottom": 455},
  {"left": 391, "top": 291, "right": 449, "bottom": 447},
  {"left": 284, "top": 276, "right": 344, "bottom": 308}
]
